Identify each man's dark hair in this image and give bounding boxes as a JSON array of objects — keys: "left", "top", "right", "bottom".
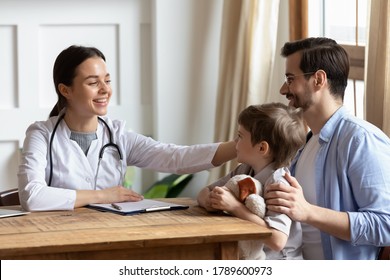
[{"left": 281, "top": 37, "right": 350, "bottom": 100}]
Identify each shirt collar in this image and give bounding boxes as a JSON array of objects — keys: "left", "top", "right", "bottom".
[
  {"left": 254, "top": 162, "right": 276, "bottom": 185},
  {"left": 319, "top": 106, "right": 348, "bottom": 143}
]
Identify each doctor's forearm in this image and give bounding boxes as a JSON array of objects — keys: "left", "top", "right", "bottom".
[
  {"left": 74, "top": 186, "right": 144, "bottom": 208},
  {"left": 211, "top": 141, "right": 236, "bottom": 166},
  {"left": 74, "top": 190, "right": 102, "bottom": 208}
]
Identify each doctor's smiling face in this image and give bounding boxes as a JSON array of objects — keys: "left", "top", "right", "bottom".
[
  {"left": 60, "top": 56, "right": 112, "bottom": 119},
  {"left": 51, "top": 45, "right": 111, "bottom": 131}
]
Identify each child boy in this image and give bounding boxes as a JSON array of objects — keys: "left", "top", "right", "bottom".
[{"left": 197, "top": 102, "right": 306, "bottom": 259}]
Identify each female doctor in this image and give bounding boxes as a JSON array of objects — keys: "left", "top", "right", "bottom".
[{"left": 18, "top": 45, "right": 236, "bottom": 211}]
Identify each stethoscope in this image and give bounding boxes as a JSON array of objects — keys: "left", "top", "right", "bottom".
[{"left": 48, "top": 113, "right": 124, "bottom": 189}]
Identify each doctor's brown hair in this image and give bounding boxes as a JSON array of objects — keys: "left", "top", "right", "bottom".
[
  {"left": 49, "top": 45, "right": 106, "bottom": 117},
  {"left": 238, "top": 103, "right": 306, "bottom": 168}
]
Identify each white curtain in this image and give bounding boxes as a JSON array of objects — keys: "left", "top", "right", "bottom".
[{"left": 208, "top": 0, "right": 280, "bottom": 182}]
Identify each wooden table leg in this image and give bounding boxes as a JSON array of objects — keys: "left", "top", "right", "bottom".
[{"left": 218, "top": 241, "right": 239, "bottom": 260}]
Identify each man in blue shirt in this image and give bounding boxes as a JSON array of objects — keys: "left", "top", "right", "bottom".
[{"left": 264, "top": 37, "right": 390, "bottom": 260}]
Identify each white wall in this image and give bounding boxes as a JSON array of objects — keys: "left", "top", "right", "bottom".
[{"left": 153, "top": 0, "right": 223, "bottom": 145}]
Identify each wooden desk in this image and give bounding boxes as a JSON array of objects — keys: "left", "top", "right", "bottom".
[{"left": 0, "top": 198, "right": 271, "bottom": 260}]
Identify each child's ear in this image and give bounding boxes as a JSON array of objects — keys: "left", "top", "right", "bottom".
[{"left": 258, "top": 141, "right": 270, "bottom": 154}]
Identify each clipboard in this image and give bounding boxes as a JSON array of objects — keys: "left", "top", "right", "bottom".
[{"left": 87, "top": 199, "right": 189, "bottom": 215}]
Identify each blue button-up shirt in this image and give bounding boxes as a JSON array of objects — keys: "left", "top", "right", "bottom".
[{"left": 290, "top": 106, "right": 390, "bottom": 259}]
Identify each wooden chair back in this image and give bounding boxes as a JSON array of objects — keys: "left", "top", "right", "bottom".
[
  {"left": 378, "top": 246, "right": 390, "bottom": 260},
  {"left": 0, "top": 188, "right": 20, "bottom": 206}
]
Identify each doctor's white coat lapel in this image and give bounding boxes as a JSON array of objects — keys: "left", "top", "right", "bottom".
[{"left": 49, "top": 121, "right": 97, "bottom": 190}]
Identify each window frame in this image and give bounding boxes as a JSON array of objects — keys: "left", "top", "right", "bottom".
[{"left": 289, "top": 0, "right": 366, "bottom": 118}]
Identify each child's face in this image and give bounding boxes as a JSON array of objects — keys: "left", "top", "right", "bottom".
[{"left": 236, "top": 125, "right": 259, "bottom": 165}]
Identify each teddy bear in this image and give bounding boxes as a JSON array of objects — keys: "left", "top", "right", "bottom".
[{"left": 224, "top": 174, "right": 266, "bottom": 260}]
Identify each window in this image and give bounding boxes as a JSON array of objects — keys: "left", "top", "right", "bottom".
[{"left": 307, "top": 0, "right": 368, "bottom": 119}]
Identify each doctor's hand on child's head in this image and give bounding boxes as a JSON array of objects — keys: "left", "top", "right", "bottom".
[{"left": 99, "top": 186, "right": 143, "bottom": 204}]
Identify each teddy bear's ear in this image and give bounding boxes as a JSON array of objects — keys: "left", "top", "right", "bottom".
[{"left": 237, "top": 177, "right": 257, "bottom": 202}]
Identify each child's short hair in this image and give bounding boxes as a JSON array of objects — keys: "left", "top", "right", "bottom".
[{"left": 238, "top": 102, "right": 306, "bottom": 168}]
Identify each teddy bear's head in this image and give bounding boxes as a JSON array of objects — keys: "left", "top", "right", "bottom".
[{"left": 225, "top": 175, "right": 262, "bottom": 202}]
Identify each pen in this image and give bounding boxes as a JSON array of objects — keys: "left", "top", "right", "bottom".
[{"left": 111, "top": 203, "right": 122, "bottom": 211}]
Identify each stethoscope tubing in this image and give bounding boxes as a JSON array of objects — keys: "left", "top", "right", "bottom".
[{"left": 47, "top": 114, "right": 123, "bottom": 186}]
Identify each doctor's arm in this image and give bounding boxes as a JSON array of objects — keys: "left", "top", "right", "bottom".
[
  {"left": 74, "top": 186, "right": 143, "bottom": 208},
  {"left": 211, "top": 140, "right": 237, "bottom": 166}
]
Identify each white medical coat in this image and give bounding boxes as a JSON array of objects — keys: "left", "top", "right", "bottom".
[{"left": 18, "top": 115, "right": 218, "bottom": 211}]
